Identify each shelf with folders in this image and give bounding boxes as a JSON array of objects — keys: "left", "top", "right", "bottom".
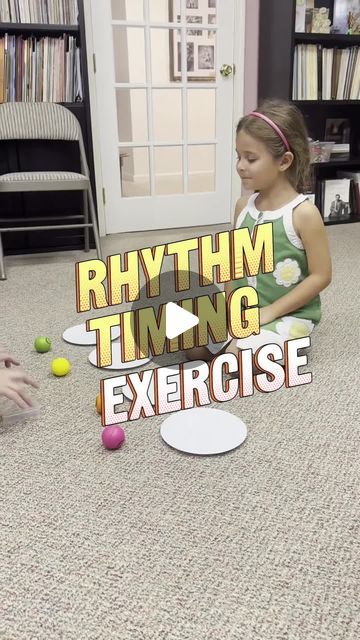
[
  {"left": 0, "top": 0, "right": 79, "bottom": 25},
  {"left": 0, "top": 32, "right": 83, "bottom": 103},
  {"left": 292, "top": 44, "right": 360, "bottom": 101}
]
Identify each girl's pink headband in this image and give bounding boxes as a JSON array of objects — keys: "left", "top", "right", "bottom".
[{"left": 249, "top": 111, "right": 291, "bottom": 152}]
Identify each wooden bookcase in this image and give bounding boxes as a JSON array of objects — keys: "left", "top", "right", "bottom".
[
  {"left": 258, "top": 0, "right": 360, "bottom": 226},
  {"left": 0, "top": 0, "right": 97, "bottom": 255}
]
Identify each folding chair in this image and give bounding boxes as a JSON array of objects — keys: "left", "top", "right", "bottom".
[{"left": 0, "top": 102, "right": 102, "bottom": 280}]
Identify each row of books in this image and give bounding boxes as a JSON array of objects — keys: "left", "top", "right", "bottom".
[
  {"left": 293, "top": 45, "right": 360, "bottom": 100},
  {"left": 0, "top": 34, "right": 82, "bottom": 103},
  {"left": 318, "top": 175, "right": 360, "bottom": 222},
  {"left": 0, "top": 0, "right": 78, "bottom": 24}
]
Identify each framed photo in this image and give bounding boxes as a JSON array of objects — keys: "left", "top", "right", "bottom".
[
  {"left": 169, "top": 0, "right": 216, "bottom": 81},
  {"left": 323, "top": 178, "right": 351, "bottom": 221},
  {"left": 325, "top": 118, "right": 350, "bottom": 143}
]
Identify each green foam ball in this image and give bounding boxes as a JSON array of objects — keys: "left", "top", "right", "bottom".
[{"left": 34, "top": 336, "right": 52, "bottom": 353}]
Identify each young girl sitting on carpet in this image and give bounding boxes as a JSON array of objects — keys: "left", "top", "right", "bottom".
[{"left": 187, "top": 98, "right": 332, "bottom": 361}]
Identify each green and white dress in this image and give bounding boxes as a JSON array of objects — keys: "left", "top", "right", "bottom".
[{"left": 208, "top": 192, "right": 321, "bottom": 353}]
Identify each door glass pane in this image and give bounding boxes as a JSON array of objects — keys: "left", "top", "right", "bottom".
[
  {"left": 113, "top": 27, "right": 146, "bottom": 83},
  {"left": 111, "top": 0, "right": 143, "bottom": 21},
  {"left": 151, "top": 0, "right": 181, "bottom": 23},
  {"left": 154, "top": 147, "right": 183, "bottom": 195},
  {"left": 116, "top": 89, "right": 148, "bottom": 143},
  {"left": 207, "top": 11, "right": 217, "bottom": 38},
  {"left": 208, "top": 0, "right": 217, "bottom": 17},
  {"left": 187, "top": 89, "right": 215, "bottom": 141},
  {"left": 153, "top": 89, "right": 182, "bottom": 143},
  {"left": 187, "top": 28, "right": 216, "bottom": 81},
  {"left": 120, "top": 148, "right": 150, "bottom": 197},
  {"left": 188, "top": 145, "right": 215, "bottom": 193},
  {"left": 151, "top": 28, "right": 182, "bottom": 84}
]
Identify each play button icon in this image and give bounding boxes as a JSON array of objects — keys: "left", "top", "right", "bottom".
[
  {"left": 130, "top": 267, "right": 225, "bottom": 367},
  {"left": 165, "top": 302, "right": 199, "bottom": 340}
]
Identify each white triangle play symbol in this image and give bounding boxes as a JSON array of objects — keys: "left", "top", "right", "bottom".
[{"left": 165, "top": 302, "right": 199, "bottom": 340}]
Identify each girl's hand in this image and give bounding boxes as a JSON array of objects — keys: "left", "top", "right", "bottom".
[
  {"left": 259, "top": 306, "right": 275, "bottom": 326},
  {"left": 0, "top": 350, "right": 20, "bottom": 368},
  {"left": 0, "top": 368, "right": 39, "bottom": 409}
]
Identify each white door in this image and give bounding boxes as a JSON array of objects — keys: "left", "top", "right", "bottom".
[{"left": 90, "top": 0, "right": 239, "bottom": 234}]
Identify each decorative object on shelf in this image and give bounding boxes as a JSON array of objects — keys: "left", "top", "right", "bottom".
[
  {"left": 297, "top": 4, "right": 331, "bottom": 34},
  {"left": 348, "top": 10, "right": 360, "bottom": 34},
  {"left": 309, "top": 140, "right": 335, "bottom": 163},
  {"left": 332, "top": 0, "right": 359, "bottom": 34},
  {"left": 311, "top": 7, "right": 331, "bottom": 33},
  {"left": 169, "top": 0, "right": 216, "bottom": 81}
]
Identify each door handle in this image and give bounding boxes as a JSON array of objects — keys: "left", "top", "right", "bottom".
[{"left": 220, "top": 64, "right": 234, "bottom": 77}]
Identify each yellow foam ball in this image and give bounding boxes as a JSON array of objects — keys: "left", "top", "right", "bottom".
[
  {"left": 51, "top": 357, "right": 71, "bottom": 377},
  {"left": 288, "top": 322, "right": 309, "bottom": 340}
]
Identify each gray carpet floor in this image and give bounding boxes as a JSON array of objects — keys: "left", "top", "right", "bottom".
[{"left": 0, "top": 222, "right": 359, "bottom": 640}]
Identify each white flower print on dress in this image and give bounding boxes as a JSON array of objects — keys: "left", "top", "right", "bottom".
[
  {"left": 275, "top": 317, "right": 314, "bottom": 340},
  {"left": 273, "top": 258, "right": 301, "bottom": 287}
]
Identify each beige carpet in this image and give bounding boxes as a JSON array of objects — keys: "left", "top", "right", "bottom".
[{"left": 0, "top": 223, "right": 359, "bottom": 640}]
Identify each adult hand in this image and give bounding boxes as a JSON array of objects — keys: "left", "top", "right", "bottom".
[
  {"left": 0, "top": 349, "right": 20, "bottom": 368},
  {"left": 0, "top": 368, "right": 39, "bottom": 409}
]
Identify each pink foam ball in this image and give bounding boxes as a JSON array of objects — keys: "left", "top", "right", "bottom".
[{"left": 101, "top": 425, "right": 125, "bottom": 450}]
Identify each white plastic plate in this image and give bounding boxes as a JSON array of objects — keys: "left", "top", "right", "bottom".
[{"left": 160, "top": 407, "right": 247, "bottom": 455}]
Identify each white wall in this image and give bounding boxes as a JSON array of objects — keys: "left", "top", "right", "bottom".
[{"left": 244, "top": 0, "right": 259, "bottom": 113}]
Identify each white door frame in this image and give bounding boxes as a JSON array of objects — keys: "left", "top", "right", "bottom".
[
  {"left": 83, "top": 0, "right": 246, "bottom": 237},
  {"left": 83, "top": 0, "right": 106, "bottom": 236},
  {"left": 231, "top": 0, "right": 246, "bottom": 214}
]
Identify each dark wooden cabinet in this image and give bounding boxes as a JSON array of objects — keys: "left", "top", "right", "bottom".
[
  {"left": 0, "top": 0, "right": 98, "bottom": 254},
  {"left": 258, "top": 0, "right": 360, "bottom": 226}
]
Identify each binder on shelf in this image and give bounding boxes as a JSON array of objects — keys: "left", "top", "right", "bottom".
[
  {"left": 0, "top": 32, "right": 83, "bottom": 103},
  {"left": 0, "top": 0, "right": 79, "bottom": 25},
  {"left": 293, "top": 43, "right": 360, "bottom": 100}
]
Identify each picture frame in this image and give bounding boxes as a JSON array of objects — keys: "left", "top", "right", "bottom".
[
  {"left": 323, "top": 178, "right": 352, "bottom": 222},
  {"left": 169, "top": 0, "right": 217, "bottom": 81},
  {"left": 324, "top": 118, "right": 351, "bottom": 144}
]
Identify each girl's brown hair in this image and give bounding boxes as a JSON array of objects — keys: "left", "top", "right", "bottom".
[{"left": 236, "top": 99, "right": 311, "bottom": 192}]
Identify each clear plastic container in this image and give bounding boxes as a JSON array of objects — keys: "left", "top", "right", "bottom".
[
  {"left": 309, "top": 141, "right": 335, "bottom": 163},
  {"left": 0, "top": 398, "right": 39, "bottom": 427}
]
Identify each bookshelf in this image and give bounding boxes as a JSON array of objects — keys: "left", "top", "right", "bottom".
[
  {"left": 0, "top": 0, "right": 97, "bottom": 255},
  {"left": 258, "top": 0, "right": 360, "bottom": 226}
]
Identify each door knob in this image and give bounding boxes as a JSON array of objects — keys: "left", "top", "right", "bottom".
[{"left": 220, "top": 64, "right": 233, "bottom": 77}]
